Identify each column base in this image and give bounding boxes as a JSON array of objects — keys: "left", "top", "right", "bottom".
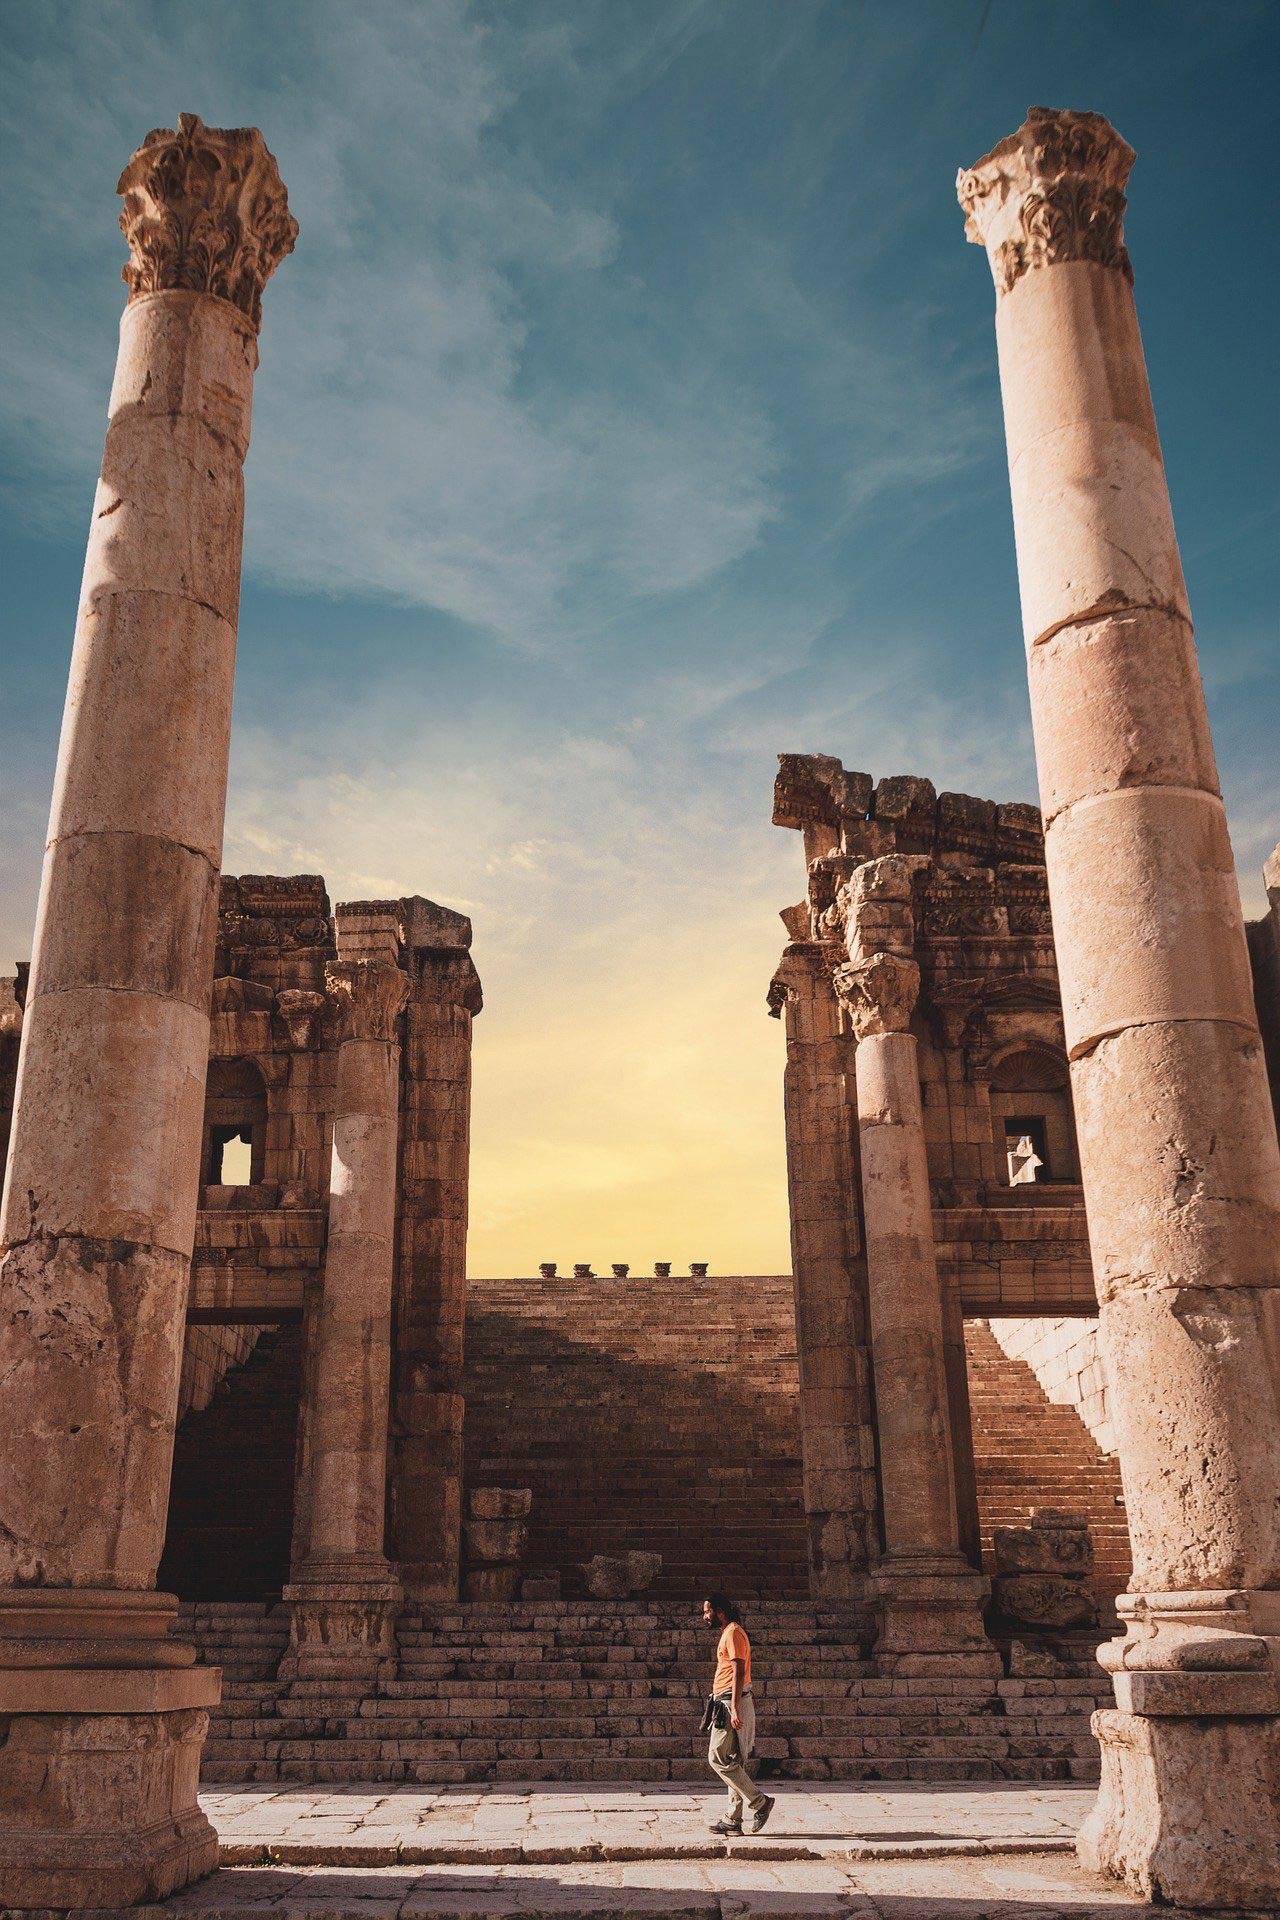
[
  {"left": 0, "top": 1589, "right": 220, "bottom": 1910},
  {"left": 1076, "top": 1587, "right": 1280, "bottom": 1909},
  {"left": 870, "top": 1555, "right": 1002, "bottom": 1676},
  {"left": 1079, "top": 1705, "right": 1280, "bottom": 1909},
  {"left": 280, "top": 1561, "right": 402, "bottom": 1683}
]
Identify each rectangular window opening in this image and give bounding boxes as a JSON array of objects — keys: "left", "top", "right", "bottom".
[
  {"left": 209, "top": 1125, "right": 254, "bottom": 1186},
  {"left": 1005, "top": 1115, "right": 1049, "bottom": 1185}
]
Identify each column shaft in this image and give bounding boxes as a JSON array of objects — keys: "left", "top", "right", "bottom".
[
  {"left": 776, "top": 947, "right": 875, "bottom": 1597},
  {"left": 961, "top": 108, "right": 1280, "bottom": 1907},
  {"left": 0, "top": 115, "right": 293, "bottom": 1909},
  {"left": 392, "top": 936, "right": 481, "bottom": 1603},
  {"left": 838, "top": 863, "right": 996, "bottom": 1674},
  {"left": 283, "top": 961, "right": 407, "bottom": 1682}
]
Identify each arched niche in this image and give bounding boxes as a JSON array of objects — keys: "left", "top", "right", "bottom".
[{"left": 987, "top": 1041, "right": 1078, "bottom": 1185}]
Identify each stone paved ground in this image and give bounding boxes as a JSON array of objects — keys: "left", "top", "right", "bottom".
[
  {"left": 67, "top": 1786, "right": 1269, "bottom": 1917},
  {"left": 203, "top": 1782, "right": 1090, "bottom": 1864}
]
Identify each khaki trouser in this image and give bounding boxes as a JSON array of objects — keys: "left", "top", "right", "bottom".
[{"left": 707, "top": 1691, "right": 765, "bottom": 1818}]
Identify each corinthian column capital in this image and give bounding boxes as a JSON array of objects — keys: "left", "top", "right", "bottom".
[
  {"left": 326, "top": 961, "right": 410, "bottom": 1045},
  {"left": 834, "top": 954, "right": 920, "bottom": 1041},
  {"left": 117, "top": 113, "right": 298, "bottom": 330},
  {"left": 957, "top": 106, "right": 1134, "bottom": 297}
]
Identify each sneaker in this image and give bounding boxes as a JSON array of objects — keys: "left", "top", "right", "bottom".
[
  {"left": 749, "top": 1794, "right": 776, "bottom": 1834},
  {"left": 710, "top": 1815, "right": 742, "bottom": 1835}
]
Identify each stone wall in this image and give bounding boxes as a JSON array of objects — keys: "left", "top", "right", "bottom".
[{"left": 983, "top": 1316, "right": 1114, "bottom": 1455}]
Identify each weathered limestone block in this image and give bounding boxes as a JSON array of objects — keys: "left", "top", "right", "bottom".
[
  {"left": 995, "top": 1517, "right": 1094, "bottom": 1576},
  {"left": 626, "top": 1551, "right": 663, "bottom": 1593},
  {"left": 993, "top": 1573, "right": 1098, "bottom": 1630},
  {"left": 470, "top": 1487, "right": 533, "bottom": 1521},
  {"left": 465, "top": 1519, "right": 529, "bottom": 1563},
  {"left": 464, "top": 1567, "right": 521, "bottom": 1601},
  {"left": 521, "top": 1574, "right": 562, "bottom": 1601}
]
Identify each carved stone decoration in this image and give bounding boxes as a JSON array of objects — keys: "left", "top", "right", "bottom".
[
  {"left": 834, "top": 954, "right": 920, "bottom": 1040},
  {"left": 210, "top": 974, "right": 274, "bottom": 1015},
  {"left": 275, "top": 988, "right": 327, "bottom": 1050},
  {"left": 325, "top": 961, "right": 410, "bottom": 1044},
  {"left": 118, "top": 113, "right": 298, "bottom": 330},
  {"left": 957, "top": 106, "right": 1134, "bottom": 296}
]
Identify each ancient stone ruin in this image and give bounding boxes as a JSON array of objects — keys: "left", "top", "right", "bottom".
[{"left": 0, "top": 103, "right": 1277, "bottom": 1916}]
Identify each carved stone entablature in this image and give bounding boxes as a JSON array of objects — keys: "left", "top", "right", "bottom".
[
  {"left": 326, "top": 961, "right": 410, "bottom": 1045},
  {"left": 928, "top": 975, "right": 1065, "bottom": 1080},
  {"left": 958, "top": 107, "right": 1134, "bottom": 297},
  {"left": 416, "top": 949, "right": 484, "bottom": 1016},
  {"left": 767, "top": 941, "right": 835, "bottom": 1018},
  {"left": 117, "top": 113, "right": 297, "bottom": 330},
  {"left": 774, "top": 754, "right": 872, "bottom": 831},
  {"left": 842, "top": 854, "right": 931, "bottom": 968},
  {"left": 834, "top": 954, "right": 920, "bottom": 1041},
  {"left": 920, "top": 867, "right": 1007, "bottom": 940},
  {"left": 998, "top": 863, "right": 1054, "bottom": 936},
  {"left": 210, "top": 974, "right": 274, "bottom": 1016},
  {"left": 275, "top": 988, "right": 328, "bottom": 1050}
]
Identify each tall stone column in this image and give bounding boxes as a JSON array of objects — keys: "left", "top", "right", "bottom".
[
  {"left": 392, "top": 903, "right": 482, "bottom": 1603},
  {"left": 769, "top": 942, "right": 875, "bottom": 1597},
  {"left": 960, "top": 108, "right": 1280, "bottom": 1907},
  {"left": 837, "top": 858, "right": 997, "bottom": 1674},
  {"left": 0, "top": 117, "right": 294, "bottom": 1907},
  {"left": 283, "top": 960, "right": 409, "bottom": 1682}
]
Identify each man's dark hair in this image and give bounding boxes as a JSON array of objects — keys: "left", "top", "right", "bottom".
[{"left": 704, "top": 1590, "right": 741, "bottom": 1623}]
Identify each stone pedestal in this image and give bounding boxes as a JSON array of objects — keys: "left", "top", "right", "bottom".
[
  {"left": 770, "top": 942, "right": 875, "bottom": 1598},
  {"left": 0, "top": 116, "right": 293, "bottom": 1907},
  {"left": 838, "top": 860, "right": 998, "bottom": 1675},
  {"left": 960, "top": 107, "right": 1280, "bottom": 1908},
  {"left": 282, "top": 960, "right": 409, "bottom": 1683}
]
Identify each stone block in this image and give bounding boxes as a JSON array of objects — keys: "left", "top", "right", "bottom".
[
  {"left": 469, "top": 1486, "right": 533, "bottom": 1521},
  {"left": 463, "top": 1567, "right": 520, "bottom": 1601},
  {"left": 464, "top": 1519, "right": 529, "bottom": 1563},
  {"left": 992, "top": 1573, "right": 1098, "bottom": 1629},
  {"left": 582, "top": 1556, "right": 631, "bottom": 1599},
  {"left": 994, "top": 1523, "right": 1093, "bottom": 1576},
  {"left": 520, "top": 1574, "right": 561, "bottom": 1601},
  {"left": 625, "top": 1551, "right": 663, "bottom": 1594}
]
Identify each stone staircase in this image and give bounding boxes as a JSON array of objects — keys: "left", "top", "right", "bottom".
[
  {"left": 463, "top": 1274, "right": 810, "bottom": 1599},
  {"left": 180, "top": 1599, "right": 1110, "bottom": 1787},
  {"left": 964, "top": 1321, "right": 1131, "bottom": 1601}
]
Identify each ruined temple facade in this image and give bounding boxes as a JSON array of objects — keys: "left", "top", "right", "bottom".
[{"left": 769, "top": 760, "right": 1092, "bottom": 1612}]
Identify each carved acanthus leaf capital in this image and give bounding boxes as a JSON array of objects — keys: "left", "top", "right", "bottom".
[
  {"left": 958, "top": 107, "right": 1134, "bottom": 296},
  {"left": 326, "top": 961, "right": 409, "bottom": 1044},
  {"left": 833, "top": 954, "right": 920, "bottom": 1041},
  {"left": 117, "top": 113, "right": 297, "bottom": 330}
]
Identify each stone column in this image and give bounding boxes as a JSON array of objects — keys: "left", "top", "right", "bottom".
[
  {"left": 769, "top": 942, "right": 875, "bottom": 1597},
  {"left": 282, "top": 960, "right": 409, "bottom": 1681},
  {"left": 0, "top": 117, "right": 293, "bottom": 1908},
  {"left": 837, "top": 858, "right": 997, "bottom": 1674},
  {"left": 391, "top": 902, "right": 482, "bottom": 1604},
  {"left": 960, "top": 109, "right": 1280, "bottom": 1907}
]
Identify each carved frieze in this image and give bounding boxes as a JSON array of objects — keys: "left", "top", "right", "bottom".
[
  {"left": 958, "top": 107, "right": 1134, "bottom": 296},
  {"left": 117, "top": 112, "right": 297, "bottom": 330}
]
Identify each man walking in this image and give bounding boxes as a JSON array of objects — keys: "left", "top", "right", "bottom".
[{"left": 702, "top": 1592, "right": 775, "bottom": 1835}]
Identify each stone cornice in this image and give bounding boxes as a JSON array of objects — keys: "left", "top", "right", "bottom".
[
  {"left": 118, "top": 113, "right": 297, "bottom": 330},
  {"left": 326, "top": 961, "right": 410, "bottom": 1045},
  {"left": 958, "top": 107, "right": 1134, "bottom": 297}
]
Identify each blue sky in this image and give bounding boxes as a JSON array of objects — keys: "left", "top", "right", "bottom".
[{"left": 2, "top": 0, "right": 1276, "bottom": 1272}]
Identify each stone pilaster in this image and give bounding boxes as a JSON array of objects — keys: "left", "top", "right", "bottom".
[
  {"left": 837, "top": 858, "right": 998, "bottom": 1675},
  {"left": 391, "top": 901, "right": 482, "bottom": 1603},
  {"left": 769, "top": 943, "right": 875, "bottom": 1597},
  {"left": 281, "top": 960, "right": 409, "bottom": 1683},
  {"left": 961, "top": 108, "right": 1280, "bottom": 1908},
  {"left": 0, "top": 116, "right": 293, "bottom": 1908}
]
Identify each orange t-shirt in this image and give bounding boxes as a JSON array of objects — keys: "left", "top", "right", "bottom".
[{"left": 713, "top": 1622, "right": 751, "bottom": 1695}]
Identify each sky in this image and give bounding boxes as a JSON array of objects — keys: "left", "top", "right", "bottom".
[{"left": 1, "top": 0, "right": 1277, "bottom": 1277}]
